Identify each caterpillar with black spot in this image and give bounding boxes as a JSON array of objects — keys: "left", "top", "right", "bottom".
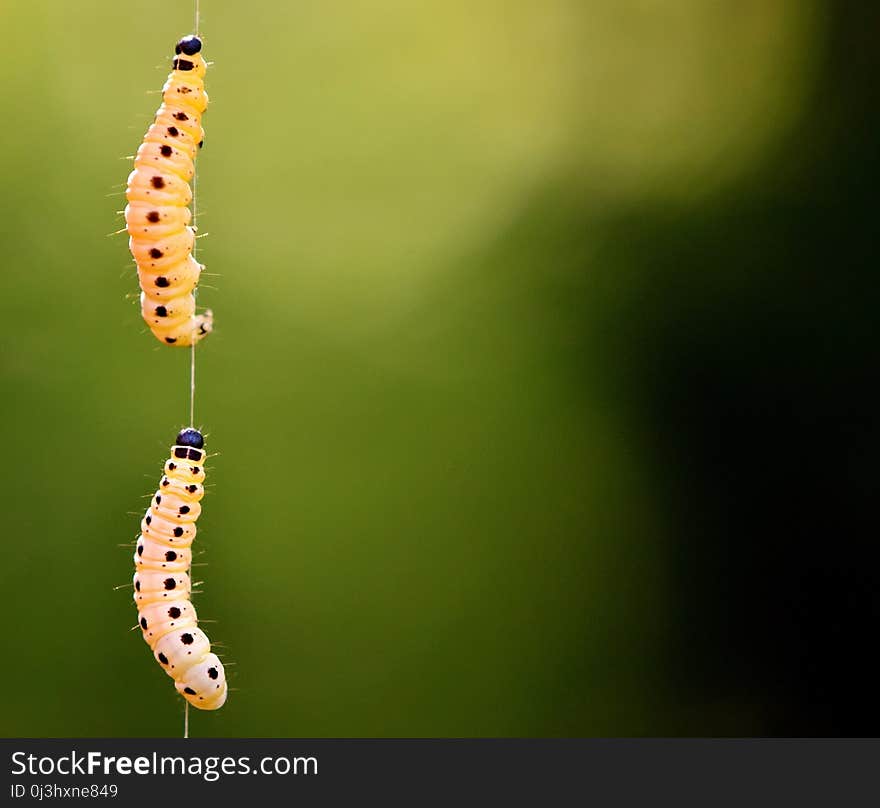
[
  {"left": 133, "top": 428, "right": 227, "bottom": 710},
  {"left": 125, "top": 34, "right": 213, "bottom": 347}
]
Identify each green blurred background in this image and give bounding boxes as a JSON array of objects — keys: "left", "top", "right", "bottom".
[{"left": 1, "top": 0, "right": 877, "bottom": 736}]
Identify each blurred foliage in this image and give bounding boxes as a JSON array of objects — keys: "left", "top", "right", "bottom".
[{"left": 3, "top": 0, "right": 874, "bottom": 737}]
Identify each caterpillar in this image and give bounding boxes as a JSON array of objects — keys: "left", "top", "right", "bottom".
[
  {"left": 133, "top": 428, "right": 227, "bottom": 710},
  {"left": 125, "top": 35, "right": 213, "bottom": 347}
]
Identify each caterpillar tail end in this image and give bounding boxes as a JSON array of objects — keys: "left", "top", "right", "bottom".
[
  {"left": 150, "top": 309, "right": 214, "bottom": 347},
  {"left": 193, "top": 309, "right": 214, "bottom": 343},
  {"left": 178, "top": 680, "right": 228, "bottom": 711}
]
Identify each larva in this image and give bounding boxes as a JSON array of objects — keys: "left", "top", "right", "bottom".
[
  {"left": 133, "top": 428, "right": 227, "bottom": 710},
  {"left": 125, "top": 35, "right": 213, "bottom": 347}
]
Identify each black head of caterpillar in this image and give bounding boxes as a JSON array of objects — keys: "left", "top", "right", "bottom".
[
  {"left": 175, "top": 35, "right": 202, "bottom": 56},
  {"left": 176, "top": 428, "right": 204, "bottom": 449}
]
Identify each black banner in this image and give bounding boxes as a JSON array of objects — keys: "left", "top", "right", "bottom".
[{"left": 1, "top": 739, "right": 878, "bottom": 805}]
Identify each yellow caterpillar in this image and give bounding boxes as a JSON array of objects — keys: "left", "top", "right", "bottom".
[
  {"left": 133, "top": 428, "right": 227, "bottom": 710},
  {"left": 125, "top": 35, "right": 213, "bottom": 347}
]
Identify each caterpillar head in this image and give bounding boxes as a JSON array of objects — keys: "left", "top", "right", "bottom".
[
  {"left": 176, "top": 428, "right": 204, "bottom": 449},
  {"left": 176, "top": 35, "right": 202, "bottom": 56},
  {"left": 172, "top": 35, "right": 207, "bottom": 78}
]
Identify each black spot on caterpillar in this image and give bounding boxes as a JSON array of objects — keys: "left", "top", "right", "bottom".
[{"left": 133, "top": 428, "right": 226, "bottom": 710}]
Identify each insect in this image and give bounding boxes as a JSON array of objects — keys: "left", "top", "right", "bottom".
[
  {"left": 133, "top": 427, "right": 227, "bottom": 710},
  {"left": 125, "top": 35, "right": 213, "bottom": 347}
]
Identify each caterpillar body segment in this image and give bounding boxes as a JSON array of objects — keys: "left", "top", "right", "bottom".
[
  {"left": 134, "top": 428, "right": 227, "bottom": 711},
  {"left": 124, "top": 34, "right": 213, "bottom": 347}
]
